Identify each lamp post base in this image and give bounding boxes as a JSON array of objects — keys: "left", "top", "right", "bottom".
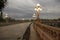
[{"left": 35, "top": 18, "right": 41, "bottom": 23}]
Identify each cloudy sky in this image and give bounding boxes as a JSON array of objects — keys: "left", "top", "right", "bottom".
[{"left": 3, "top": 0, "right": 60, "bottom": 19}]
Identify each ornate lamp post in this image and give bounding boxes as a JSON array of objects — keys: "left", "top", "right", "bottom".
[
  {"left": 33, "top": 4, "right": 42, "bottom": 32},
  {"left": 34, "top": 4, "right": 42, "bottom": 19}
]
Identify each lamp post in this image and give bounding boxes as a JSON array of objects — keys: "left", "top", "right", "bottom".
[
  {"left": 5, "top": 13, "right": 9, "bottom": 23},
  {"left": 22, "top": 18, "right": 24, "bottom": 20},
  {"left": 34, "top": 4, "right": 42, "bottom": 32},
  {"left": 32, "top": 13, "right": 36, "bottom": 20},
  {"left": 34, "top": 3, "right": 42, "bottom": 19},
  {"left": 22, "top": 18, "right": 25, "bottom": 22}
]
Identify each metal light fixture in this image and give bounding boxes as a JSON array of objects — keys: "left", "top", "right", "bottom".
[{"left": 34, "top": 3, "right": 42, "bottom": 19}]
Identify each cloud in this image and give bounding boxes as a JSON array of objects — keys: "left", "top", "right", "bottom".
[
  {"left": 3, "top": 0, "right": 60, "bottom": 19},
  {"left": 8, "top": 0, "right": 36, "bottom": 8},
  {"left": 40, "top": 13, "right": 60, "bottom": 19}
]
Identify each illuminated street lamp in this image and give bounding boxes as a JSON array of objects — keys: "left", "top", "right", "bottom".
[
  {"left": 5, "top": 13, "right": 8, "bottom": 18},
  {"left": 32, "top": 13, "right": 36, "bottom": 20},
  {"left": 22, "top": 18, "right": 25, "bottom": 20},
  {"left": 5, "top": 13, "right": 9, "bottom": 23},
  {"left": 22, "top": 18, "right": 25, "bottom": 22},
  {"left": 34, "top": 3, "right": 42, "bottom": 19}
]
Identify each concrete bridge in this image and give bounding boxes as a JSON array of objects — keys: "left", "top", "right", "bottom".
[{"left": 0, "top": 20, "right": 60, "bottom": 40}]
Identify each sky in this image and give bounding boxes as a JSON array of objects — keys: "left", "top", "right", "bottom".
[{"left": 3, "top": 0, "right": 60, "bottom": 19}]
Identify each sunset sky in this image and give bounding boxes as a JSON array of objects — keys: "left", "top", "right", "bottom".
[{"left": 3, "top": 0, "right": 60, "bottom": 19}]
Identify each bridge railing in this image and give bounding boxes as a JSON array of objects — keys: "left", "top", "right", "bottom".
[{"left": 33, "top": 22, "right": 60, "bottom": 40}]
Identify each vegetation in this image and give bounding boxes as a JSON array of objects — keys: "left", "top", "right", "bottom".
[
  {"left": 0, "top": 0, "right": 7, "bottom": 22},
  {"left": 0, "top": 0, "right": 7, "bottom": 11},
  {"left": 40, "top": 18, "right": 60, "bottom": 27}
]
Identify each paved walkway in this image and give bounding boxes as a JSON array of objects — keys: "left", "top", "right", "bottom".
[{"left": 29, "top": 24, "right": 40, "bottom": 40}]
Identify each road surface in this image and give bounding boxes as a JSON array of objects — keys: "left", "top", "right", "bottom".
[
  {"left": 29, "top": 24, "right": 40, "bottom": 40},
  {"left": 0, "top": 22, "right": 31, "bottom": 40}
]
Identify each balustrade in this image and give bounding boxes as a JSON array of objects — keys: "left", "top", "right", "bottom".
[{"left": 33, "top": 22, "right": 60, "bottom": 40}]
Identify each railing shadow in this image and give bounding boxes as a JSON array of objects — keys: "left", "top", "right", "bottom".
[{"left": 22, "top": 23, "right": 32, "bottom": 40}]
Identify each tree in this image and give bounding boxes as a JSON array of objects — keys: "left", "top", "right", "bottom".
[
  {"left": 0, "top": 0, "right": 7, "bottom": 11},
  {"left": 0, "top": 0, "right": 7, "bottom": 15},
  {"left": 0, "top": 0, "right": 7, "bottom": 22}
]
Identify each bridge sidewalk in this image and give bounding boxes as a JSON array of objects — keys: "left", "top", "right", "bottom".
[{"left": 29, "top": 24, "right": 40, "bottom": 40}]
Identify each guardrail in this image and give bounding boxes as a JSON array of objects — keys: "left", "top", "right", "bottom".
[{"left": 33, "top": 22, "right": 60, "bottom": 40}]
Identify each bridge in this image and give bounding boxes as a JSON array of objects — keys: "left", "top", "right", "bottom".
[{"left": 0, "top": 19, "right": 60, "bottom": 40}]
